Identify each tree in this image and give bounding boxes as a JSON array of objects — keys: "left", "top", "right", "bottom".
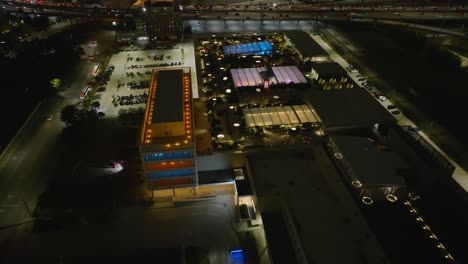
[
  {"left": 50, "top": 78, "right": 61, "bottom": 91},
  {"left": 60, "top": 105, "right": 80, "bottom": 125},
  {"left": 91, "top": 101, "right": 100, "bottom": 108}
]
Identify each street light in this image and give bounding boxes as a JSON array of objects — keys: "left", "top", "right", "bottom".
[{"left": 112, "top": 21, "right": 117, "bottom": 26}]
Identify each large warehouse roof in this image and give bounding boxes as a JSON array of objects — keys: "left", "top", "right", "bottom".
[
  {"left": 332, "top": 135, "right": 408, "bottom": 187},
  {"left": 231, "top": 66, "right": 307, "bottom": 88},
  {"left": 152, "top": 69, "right": 183, "bottom": 124},
  {"left": 306, "top": 88, "right": 396, "bottom": 129},
  {"left": 242, "top": 105, "right": 319, "bottom": 127},
  {"left": 223, "top": 41, "right": 273, "bottom": 56},
  {"left": 285, "top": 31, "right": 328, "bottom": 58},
  {"left": 311, "top": 62, "right": 347, "bottom": 77}
]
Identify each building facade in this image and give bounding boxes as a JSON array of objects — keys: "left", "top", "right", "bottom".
[
  {"left": 143, "top": 0, "right": 183, "bottom": 42},
  {"left": 139, "top": 68, "right": 197, "bottom": 190}
]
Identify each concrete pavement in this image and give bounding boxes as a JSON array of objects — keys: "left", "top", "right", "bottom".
[{"left": 1, "top": 194, "right": 239, "bottom": 263}]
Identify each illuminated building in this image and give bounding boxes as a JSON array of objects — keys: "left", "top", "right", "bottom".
[
  {"left": 142, "top": 0, "right": 183, "bottom": 42},
  {"left": 139, "top": 68, "right": 196, "bottom": 190}
]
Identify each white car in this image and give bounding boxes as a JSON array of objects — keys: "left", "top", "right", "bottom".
[
  {"left": 378, "top": 95, "right": 387, "bottom": 102},
  {"left": 46, "top": 115, "right": 53, "bottom": 121}
]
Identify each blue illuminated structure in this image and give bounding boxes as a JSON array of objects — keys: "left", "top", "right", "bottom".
[
  {"left": 223, "top": 41, "right": 273, "bottom": 56},
  {"left": 230, "top": 249, "right": 245, "bottom": 264}
]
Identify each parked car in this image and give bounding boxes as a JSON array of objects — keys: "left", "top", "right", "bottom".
[
  {"left": 391, "top": 109, "right": 401, "bottom": 115},
  {"left": 387, "top": 105, "right": 397, "bottom": 110},
  {"left": 46, "top": 115, "right": 53, "bottom": 121}
]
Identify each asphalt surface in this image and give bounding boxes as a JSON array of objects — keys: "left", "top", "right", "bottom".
[
  {"left": 0, "top": 99, "right": 91, "bottom": 226},
  {"left": 0, "top": 41, "right": 94, "bottom": 230},
  {"left": 1, "top": 196, "right": 239, "bottom": 263}
]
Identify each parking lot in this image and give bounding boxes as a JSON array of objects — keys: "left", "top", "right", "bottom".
[{"left": 95, "top": 40, "right": 198, "bottom": 118}]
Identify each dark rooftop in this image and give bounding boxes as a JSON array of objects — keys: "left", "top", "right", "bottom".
[
  {"left": 306, "top": 88, "right": 396, "bottom": 129},
  {"left": 261, "top": 212, "right": 298, "bottom": 264},
  {"left": 332, "top": 135, "right": 408, "bottom": 187},
  {"left": 198, "top": 169, "right": 233, "bottom": 184},
  {"left": 311, "top": 62, "right": 347, "bottom": 76},
  {"left": 285, "top": 31, "right": 328, "bottom": 58},
  {"left": 152, "top": 69, "right": 183, "bottom": 124},
  {"left": 234, "top": 167, "right": 253, "bottom": 196}
]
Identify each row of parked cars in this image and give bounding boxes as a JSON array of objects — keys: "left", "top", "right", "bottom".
[
  {"left": 124, "top": 62, "right": 182, "bottom": 70},
  {"left": 126, "top": 80, "right": 150, "bottom": 90},
  {"left": 350, "top": 67, "right": 401, "bottom": 116},
  {"left": 117, "top": 94, "right": 148, "bottom": 106}
]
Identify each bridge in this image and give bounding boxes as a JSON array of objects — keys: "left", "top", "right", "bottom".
[{"left": 1, "top": 0, "right": 468, "bottom": 23}]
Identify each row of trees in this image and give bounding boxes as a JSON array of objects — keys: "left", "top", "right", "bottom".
[
  {"left": 60, "top": 105, "right": 103, "bottom": 126},
  {"left": 0, "top": 18, "right": 88, "bottom": 147}
]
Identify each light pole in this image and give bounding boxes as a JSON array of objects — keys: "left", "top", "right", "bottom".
[{"left": 112, "top": 21, "right": 118, "bottom": 42}]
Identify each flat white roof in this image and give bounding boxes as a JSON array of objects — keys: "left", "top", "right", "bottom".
[{"left": 242, "top": 105, "right": 319, "bottom": 127}]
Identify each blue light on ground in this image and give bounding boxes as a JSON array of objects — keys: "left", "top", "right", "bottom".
[{"left": 230, "top": 249, "right": 245, "bottom": 264}]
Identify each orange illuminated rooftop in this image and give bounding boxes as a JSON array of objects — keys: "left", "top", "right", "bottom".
[{"left": 141, "top": 68, "right": 193, "bottom": 145}]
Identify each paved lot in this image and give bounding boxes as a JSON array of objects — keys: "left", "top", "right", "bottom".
[
  {"left": 1, "top": 194, "right": 239, "bottom": 263},
  {"left": 98, "top": 39, "right": 198, "bottom": 118}
]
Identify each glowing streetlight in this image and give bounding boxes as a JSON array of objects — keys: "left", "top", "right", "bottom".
[
  {"left": 386, "top": 194, "right": 398, "bottom": 203},
  {"left": 352, "top": 180, "right": 362, "bottom": 188},
  {"left": 362, "top": 196, "right": 373, "bottom": 205}
]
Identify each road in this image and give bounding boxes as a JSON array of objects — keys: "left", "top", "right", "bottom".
[
  {"left": 1, "top": 0, "right": 468, "bottom": 22},
  {"left": 0, "top": 31, "right": 96, "bottom": 230}
]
